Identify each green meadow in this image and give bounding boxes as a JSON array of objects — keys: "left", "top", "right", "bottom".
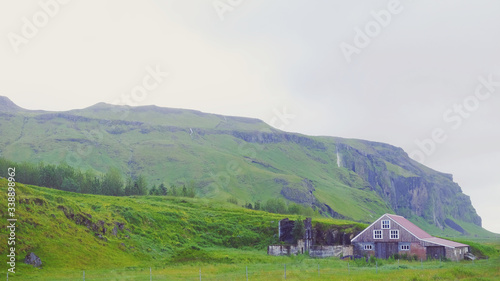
[{"left": 1, "top": 179, "right": 499, "bottom": 280}]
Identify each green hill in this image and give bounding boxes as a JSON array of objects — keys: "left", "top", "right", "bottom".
[
  {"left": 0, "top": 179, "right": 365, "bottom": 276},
  {"left": 0, "top": 96, "right": 490, "bottom": 236}
]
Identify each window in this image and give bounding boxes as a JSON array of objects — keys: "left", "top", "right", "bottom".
[
  {"left": 400, "top": 245, "right": 410, "bottom": 251},
  {"left": 364, "top": 244, "right": 373, "bottom": 250},
  {"left": 373, "top": 230, "right": 382, "bottom": 239},
  {"left": 390, "top": 230, "right": 399, "bottom": 239},
  {"left": 382, "top": 220, "right": 390, "bottom": 229}
]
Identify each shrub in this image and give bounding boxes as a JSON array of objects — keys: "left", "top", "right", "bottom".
[
  {"left": 227, "top": 196, "right": 238, "bottom": 205},
  {"left": 291, "top": 216, "right": 305, "bottom": 243},
  {"left": 369, "top": 255, "right": 376, "bottom": 264}
]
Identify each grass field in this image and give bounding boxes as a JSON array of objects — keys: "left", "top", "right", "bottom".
[
  {"left": 13, "top": 252, "right": 500, "bottom": 280},
  {"left": 1, "top": 178, "right": 499, "bottom": 280}
]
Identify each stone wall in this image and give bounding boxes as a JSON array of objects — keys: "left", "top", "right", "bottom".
[
  {"left": 271, "top": 217, "right": 356, "bottom": 258},
  {"left": 268, "top": 245, "right": 293, "bottom": 256},
  {"left": 279, "top": 218, "right": 295, "bottom": 244},
  {"left": 268, "top": 244, "right": 352, "bottom": 258},
  {"left": 279, "top": 218, "right": 314, "bottom": 245},
  {"left": 310, "top": 245, "right": 341, "bottom": 258},
  {"left": 343, "top": 245, "right": 354, "bottom": 256},
  {"left": 445, "top": 246, "right": 468, "bottom": 261}
]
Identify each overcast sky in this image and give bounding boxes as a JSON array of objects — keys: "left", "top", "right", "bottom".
[{"left": 1, "top": 0, "right": 499, "bottom": 233}]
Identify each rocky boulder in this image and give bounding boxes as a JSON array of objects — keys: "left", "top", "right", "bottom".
[{"left": 24, "top": 252, "right": 42, "bottom": 267}]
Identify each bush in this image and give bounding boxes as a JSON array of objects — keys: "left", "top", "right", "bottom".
[
  {"left": 227, "top": 196, "right": 238, "bottom": 205},
  {"left": 291, "top": 216, "right": 305, "bottom": 243},
  {"left": 354, "top": 257, "right": 368, "bottom": 267},
  {"left": 263, "top": 198, "right": 287, "bottom": 214},
  {"left": 369, "top": 255, "right": 376, "bottom": 264}
]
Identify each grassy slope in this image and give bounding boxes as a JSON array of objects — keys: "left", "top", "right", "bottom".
[
  {"left": 0, "top": 179, "right": 365, "bottom": 274},
  {"left": 0, "top": 109, "right": 392, "bottom": 223}
]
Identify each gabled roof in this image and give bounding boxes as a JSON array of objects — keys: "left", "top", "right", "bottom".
[
  {"left": 386, "top": 214, "right": 432, "bottom": 239},
  {"left": 351, "top": 214, "right": 391, "bottom": 242},
  {"left": 421, "top": 237, "right": 469, "bottom": 248},
  {"left": 351, "top": 214, "right": 469, "bottom": 249}
]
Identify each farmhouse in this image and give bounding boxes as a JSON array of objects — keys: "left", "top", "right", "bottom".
[{"left": 352, "top": 214, "right": 469, "bottom": 261}]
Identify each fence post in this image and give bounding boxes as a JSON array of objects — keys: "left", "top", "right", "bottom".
[
  {"left": 199, "top": 268, "right": 201, "bottom": 281},
  {"left": 83, "top": 270, "right": 85, "bottom": 281},
  {"left": 150, "top": 267, "right": 152, "bottom": 281}
]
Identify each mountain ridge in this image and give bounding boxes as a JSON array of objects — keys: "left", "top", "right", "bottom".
[
  {"left": 0, "top": 95, "right": 24, "bottom": 112},
  {"left": 0, "top": 96, "right": 483, "bottom": 234}
]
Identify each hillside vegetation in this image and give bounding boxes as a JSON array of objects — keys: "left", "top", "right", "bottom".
[
  {"left": 0, "top": 179, "right": 365, "bottom": 274},
  {"left": 0, "top": 96, "right": 489, "bottom": 236}
]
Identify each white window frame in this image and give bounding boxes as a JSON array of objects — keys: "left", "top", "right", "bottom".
[
  {"left": 381, "top": 220, "right": 390, "bottom": 229},
  {"left": 390, "top": 229, "right": 399, "bottom": 239},
  {"left": 373, "top": 230, "right": 383, "bottom": 239},
  {"left": 400, "top": 245, "right": 410, "bottom": 251},
  {"left": 364, "top": 244, "right": 373, "bottom": 250}
]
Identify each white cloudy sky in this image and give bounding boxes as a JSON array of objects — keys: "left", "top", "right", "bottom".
[{"left": 1, "top": 0, "right": 499, "bottom": 233}]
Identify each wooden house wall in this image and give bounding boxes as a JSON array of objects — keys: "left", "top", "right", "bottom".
[
  {"left": 353, "top": 214, "right": 468, "bottom": 261},
  {"left": 352, "top": 215, "right": 420, "bottom": 243}
]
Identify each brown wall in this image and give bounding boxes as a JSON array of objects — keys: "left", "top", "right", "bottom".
[{"left": 408, "top": 242, "right": 426, "bottom": 260}]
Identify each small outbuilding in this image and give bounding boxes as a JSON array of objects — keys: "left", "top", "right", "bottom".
[
  {"left": 352, "top": 214, "right": 469, "bottom": 261},
  {"left": 268, "top": 218, "right": 354, "bottom": 258}
]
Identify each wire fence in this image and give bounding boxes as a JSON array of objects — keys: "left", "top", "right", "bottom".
[{"left": 10, "top": 259, "right": 483, "bottom": 281}]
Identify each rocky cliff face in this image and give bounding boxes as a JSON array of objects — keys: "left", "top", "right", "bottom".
[{"left": 336, "top": 141, "right": 481, "bottom": 228}]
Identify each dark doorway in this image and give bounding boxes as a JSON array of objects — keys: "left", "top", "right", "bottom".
[
  {"left": 427, "top": 246, "right": 445, "bottom": 260},
  {"left": 375, "top": 243, "right": 398, "bottom": 259}
]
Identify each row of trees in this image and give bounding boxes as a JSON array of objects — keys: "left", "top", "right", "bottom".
[
  {"left": 149, "top": 183, "right": 196, "bottom": 198},
  {"left": 0, "top": 157, "right": 194, "bottom": 197},
  {"left": 228, "top": 196, "right": 318, "bottom": 217}
]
